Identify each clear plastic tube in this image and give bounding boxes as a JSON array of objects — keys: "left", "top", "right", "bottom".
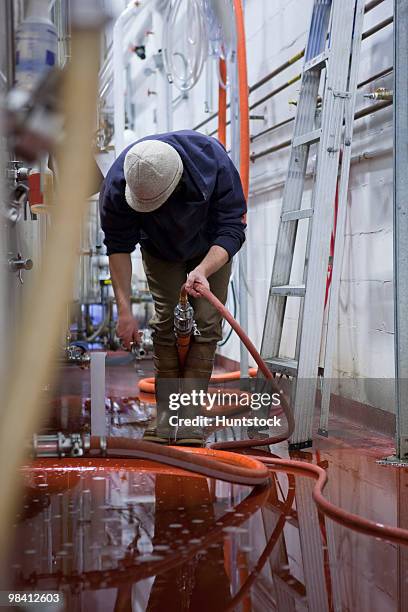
[{"left": 163, "top": 0, "right": 208, "bottom": 92}]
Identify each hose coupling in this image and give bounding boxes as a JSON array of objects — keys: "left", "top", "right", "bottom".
[
  {"left": 174, "top": 299, "right": 195, "bottom": 337},
  {"left": 364, "top": 88, "right": 393, "bottom": 101},
  {"left": 33, "top": 432, "right": 91, "bottom": 458}
]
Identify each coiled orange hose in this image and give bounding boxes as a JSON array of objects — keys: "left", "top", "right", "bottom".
[{"left": 89, "top": 436, "right": 270, "bottom": 486}]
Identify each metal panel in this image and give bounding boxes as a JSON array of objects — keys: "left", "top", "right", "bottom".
[{"left": 393, "top": 0, "right": 408, "bottom": 460}]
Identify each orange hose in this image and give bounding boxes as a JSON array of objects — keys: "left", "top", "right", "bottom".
[
  {"left": 218, "top": 58, "right": 227, "bottom": 146},
  {"left": 233, "top": 0, "right": 250, "bottom": 211},
  {"left": 89, "top": 437, "right": 270, "bottom": 486},
  {"left": 138, "top": 368, "right": 258, "bottom": 394},
  {"left": 254, "top": 456, "right": 408, "bottom": 547},
  {"left": 176, "top": 334, "right": 190, "bottom": 370},
  {"left": 184, "top": 284, "right": 295, "bottom": 450}
]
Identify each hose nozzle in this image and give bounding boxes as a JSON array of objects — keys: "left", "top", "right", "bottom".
[{"left": 174, "top": 296, "right": 194, "bottom": 337}]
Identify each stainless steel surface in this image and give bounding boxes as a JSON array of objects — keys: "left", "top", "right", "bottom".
[
  {"left": 393, "top": 0, "right": 408, "bottom": 460},
  {"left": 91, "top": 352, "right": 108, "bottom": 437},
  {"left": 174, "top": 301, "right": 195, "bottom": 336},
  {"left": 33, "top": 433, "right": 91, "bottom": 458},
  {"left": 4, "top": 0, "right": 15, "bottom": 90}
]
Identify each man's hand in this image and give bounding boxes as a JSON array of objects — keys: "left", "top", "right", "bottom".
[
  {"left": 185, "top": 268, "right": 209, "bottom": 297},
  {"left": 185, "top": 246, "right": 229, "bottom": 297},
  {"left": 116, "top": 314, "right": 139, "bottom": 350}
]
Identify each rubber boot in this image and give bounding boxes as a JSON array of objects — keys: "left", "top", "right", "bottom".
[
  {"left": 143, "top": 343, "right": 180, "bottom": 444},
  {"left": 175, "top": 341, "right": 217, "bottom": 446}
]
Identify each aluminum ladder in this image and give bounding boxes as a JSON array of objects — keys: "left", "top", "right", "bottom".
[{"left": 259, "top": 0, "right": 365, "bottom": 449}]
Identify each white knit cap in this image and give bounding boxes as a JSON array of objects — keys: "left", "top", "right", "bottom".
[{"left": 124, "top": 140, "right": 183, "bottom": 213}]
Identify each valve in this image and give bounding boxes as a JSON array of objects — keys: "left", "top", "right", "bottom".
[
  {"left": 9, "top": 255, "right": 33, "bottom": 272},
  {"left": 364, "top": 88, "right": 393, "bottom": 101},
  {"left": 174, "top": 297, "right": 195, "bottom": 337},
  {"left": 32, "top": 433, "right": 91, "bottom": 458},
  {"left": 9, "top": 253, "right": 33, "bottom": 284}
]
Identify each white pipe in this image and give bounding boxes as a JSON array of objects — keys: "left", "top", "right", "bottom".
[
  {"left": 152, "top": 9, "right": 173, "bottom": 132},
  {"left": 113, "top": 1, "right": 153, "bottom": 156},
  {"left": 91, "top": 352, "right": 107, "bottom": 436}
]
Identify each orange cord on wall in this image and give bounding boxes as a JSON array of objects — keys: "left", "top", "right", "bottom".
[{"left": 218, "top": 58, "right": 227, "bottom": 147}]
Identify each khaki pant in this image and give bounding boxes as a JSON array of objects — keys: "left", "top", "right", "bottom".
[{"left": 141, "top": 249, "right": 232, "bottom": 346}]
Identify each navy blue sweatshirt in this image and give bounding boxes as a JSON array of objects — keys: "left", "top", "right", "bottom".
[{"left": 99, "top": 130, "right": 247, "bottom": 262}]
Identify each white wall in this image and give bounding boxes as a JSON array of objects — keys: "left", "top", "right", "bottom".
[{"left": 124, "top": 0, "right": 395, "bottom": 412}]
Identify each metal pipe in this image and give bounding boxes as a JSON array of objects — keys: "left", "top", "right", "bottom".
[
  {"left": 358, "top": 65, "right": 392, "bottom": 89},
  {"left": 5, "top": 0, "right": 15, "bottom": 89},
  {"left": 194, "top": 53, "right": 305, "bottom": 133},
  {"left": 249, "top": 74, "right": 302, "bottom": 112},
  {"left": 249, "top": 50, "right": 305, "bottom": 95},
  {"left": 91, "top": 352, "right": 107, "bottom": 437},
  {"left": 354, "top": 98, "right": 392, "bottom": 120},
  {"left": 251, "top": 117, "right": 295, "bottom": 143},
  {"left": 249, "top": 144, "right": 392, "bottom": 199},
  {"left": 209, "top": 19, "right": 392, "bottom": 138},
  {"left": 362, "top": 15, "right": 393, "bottom": 40},
  {"left": 364, "top": 0, "right": 386, "bottom": 11},
  {"left": 248, "top": 16, "right": 392, "bottom": 114},
  {"left": 193, "top": 0, "right": 388, "bottom": 133},
  {"left": 113, "top": 1, "right": 153, "bottom": 155},
  {"left": 113, "top": 5, "right": 133, "bottom": 155},
  {"left": 250, "top": 139, "right": 292, "bottom": 163},
  {"left": 209, "top": 74, "right": 303, "bottom": 137},
  {"left": 194, "top": 108, "right": 219, "bottom": 131},
  {"left": 250, "top": 66, "right": 393, "bottom": 145},
  {"left": 251, "top": 100, "right": 391, "bottom": 162}
]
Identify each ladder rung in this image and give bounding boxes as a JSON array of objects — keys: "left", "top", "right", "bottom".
[
  {"left": 271, "top": 285, "right": 305, "bottom": 297},
  {"left": 303, "top": 50, "right": 329, "bottom": 73},
  {"left": 293, "top": 128, "right": 321, "bottom": 148},
  {"left": 281, "top": 208, "right": 313, "bottom": 222},
  {"left": 265, "top": 357, "right": 298, "bottom": 376}
]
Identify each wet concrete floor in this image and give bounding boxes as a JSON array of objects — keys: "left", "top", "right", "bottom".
[{"left": 6, "top": 355, "right": 407, "bottom": 611}]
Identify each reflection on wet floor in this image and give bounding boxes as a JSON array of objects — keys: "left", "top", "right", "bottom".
[{"left": 7, "top": 357, "right": 408, "bottom": 611}]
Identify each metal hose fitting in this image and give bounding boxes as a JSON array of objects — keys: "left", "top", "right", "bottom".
[
  {"left": 174, "top": 299, "right": 195, "bottom": 337},
  {"left": 32, "top": 433, "right": 91, "bottom": 458}
]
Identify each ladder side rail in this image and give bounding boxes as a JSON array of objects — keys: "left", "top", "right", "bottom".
[
  {"left": 294, "top": 70, "right": 327, "bottom": 370},
  {"left": 291, "top": 0, "right": 361, "bottom": 446},
  {"left": 319, "top": 0, "right": 366, "bottom": 435},
  {"left": 260, "top": 0, "right": 333, "bottom": 362}
]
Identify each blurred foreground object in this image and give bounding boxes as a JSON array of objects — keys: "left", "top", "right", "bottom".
[{"left": 0, "top": 0, "right": 109, "bottom": 569}]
